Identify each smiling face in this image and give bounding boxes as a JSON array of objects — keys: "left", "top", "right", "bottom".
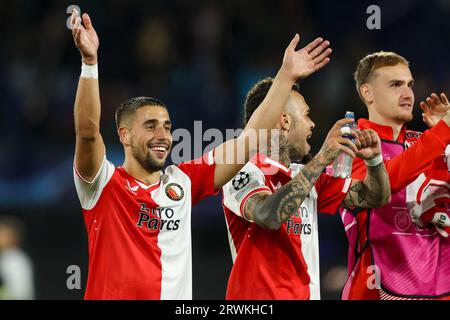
[
  {"left": 121, "top": 105, "right": 173, "bottom": 173},
  {"left": 361, "top": 63, "right": 415, "bottom": 126},
  {"left": 284, "top": 91, "right": 315, "bottom": 161}
]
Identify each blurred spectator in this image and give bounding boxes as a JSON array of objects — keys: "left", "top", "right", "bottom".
[{"left": 0, "top": 216, "right": 34, "bottom": 300}]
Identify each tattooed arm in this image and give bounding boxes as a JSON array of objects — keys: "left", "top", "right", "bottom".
[
  {"left": 244, "top": 127, "right": 390, "bottom": 230},
  {"left": 244, "top": 152, "right": 330, "bottom": 229},
  {"left": 243, "top": 118, "right": 360, "bottom": 229},
  {"left": 343, "top": 129, "right": 390, "bottom": 208}
]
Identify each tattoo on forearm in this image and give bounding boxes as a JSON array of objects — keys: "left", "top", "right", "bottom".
[
  {"left": 344, "top": 162, "right": 390, "bottom": 208},
  {"left": 247, "top": 154, "right": 327, "bottom": 229}
]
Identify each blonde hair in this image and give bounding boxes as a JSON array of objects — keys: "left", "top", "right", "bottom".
[{"left": 354, "top": 51, "right": 409, "bottom": 102}]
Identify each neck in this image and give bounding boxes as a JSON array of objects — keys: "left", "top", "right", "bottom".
[
  {"left": 368, "top": 112, "right": 404, "bottom": 141},
  {"left": 268, "top": 144, "right": 291, "bottom": 168},
  {"left": 122, "top": 157, "right": 162, "bottom": 185}
]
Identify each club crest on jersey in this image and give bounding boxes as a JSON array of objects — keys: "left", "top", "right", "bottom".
[
  {"left": 165, "top": 183, "right": 184, "bottom": 201},
  {"left": 232, "top": 171, "right": 250, "bottom": 190}
]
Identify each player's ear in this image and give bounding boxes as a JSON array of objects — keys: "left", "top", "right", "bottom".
[
  {"left": 360, "top": 84, "right": 373, "bottom": 105},
  {"left": 118, "top": 127, "right": 131, "bottom": 146},
  {"left": 280, "top": 113, "right": 291, "bottom": 131}
]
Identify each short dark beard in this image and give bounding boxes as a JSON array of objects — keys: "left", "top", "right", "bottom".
[{"left": 131, "top": 145, "right": 166, "bottom": 173}]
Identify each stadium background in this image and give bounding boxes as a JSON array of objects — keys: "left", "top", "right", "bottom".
[{"left": 0, "top": 0, "right": 449, "bottom": 299}]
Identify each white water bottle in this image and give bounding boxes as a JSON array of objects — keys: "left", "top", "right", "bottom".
[{"left": 332, "top": 111, "right": 357, "bottom": 179}]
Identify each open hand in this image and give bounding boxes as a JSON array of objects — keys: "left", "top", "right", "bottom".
[
  {"left": 281, "top": 33, "right": 332, "bottom": 82},
  {"left": 420, "top": 93, "right": 450, "bottom": 128},
  {"left": 70, "top": 9, "right": 99, "bottom": 65}
]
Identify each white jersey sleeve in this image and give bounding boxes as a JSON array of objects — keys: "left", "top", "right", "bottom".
[
  {"left": 73, "top": 155, "right": 115, "bottom": 210},
  {"left": 222, "top": 162, "right": 271, "bottom": 220}
]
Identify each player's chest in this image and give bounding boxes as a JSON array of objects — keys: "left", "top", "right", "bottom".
[{"left": 111, "top": 177, "right": 191, "bottom": 233}]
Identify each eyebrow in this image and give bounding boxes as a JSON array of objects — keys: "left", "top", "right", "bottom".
[
  {"left": 388, "top": 79, "right": 415, "bottom": 84},
  {"left": 143, "top": 119, "right": 172, "bottom": 126}
]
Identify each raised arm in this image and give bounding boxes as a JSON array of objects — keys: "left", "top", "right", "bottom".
[
  {"left": 213, "top": 34, "right": 333, "bottom": 189},
  {"left": 71, "top": 10, "right": 105, "bottom": 182}
]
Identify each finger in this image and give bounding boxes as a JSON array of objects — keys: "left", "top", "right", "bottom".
[
  {"left": 331, "top": 118, "right": 354, "bottom": 131},
  {"left": 74, "top": 16, "right": 83, "bottom": 31},
  {"left": 337, "top": 137, "right": 359, "bottom": 154},
  {"left": 70, "top": 9, "right": 78, "bottom": 28},
  {"left": 74, "top": 28, "right": 83, "bottom": 45},
  {"left": 303, "top": 37, "right": 324, "bottom": 53},
  {"left": 419, "top": 101, "right": 430, "bottom": 113},
  {"left": 426, "top": 97, "right": 434, "bottom": 107},
  {"left": 422, "top": 113, "right": 434, "bottom": 127},
  {"left": 313, "top": 47, "right": 332, "bottom": 64},
  {"left": 337, "top": 144, "right": 356, "bottom": 158},
  {"left": 82, "top": 13, "right": 93, "bottom": 30},
  {"left": 314, "top": 57, "right": 331, "bottom": 71},
  {"left": 354, "top": 131, "right": 369, "bottom": 148},
  {"left": 441, "top": 93, "right": 449, "bottom": 105},
  {"left": 309, "top": 40, "right": 330, "bottom": 59},
  {"left": 71, "top": 13, "right": 81, "bottom": 31},
  {"left": 353, "top": 137, "right": 362, "bottom": 149},
  {"left": 431, "top": 93, "right": 440, "bottom": 106},
  {"left": 369, "top": 130, "right": 379, "bottom": 146},
  {"left": 287, "top": 33, "right": 300, "bottom": 51}
]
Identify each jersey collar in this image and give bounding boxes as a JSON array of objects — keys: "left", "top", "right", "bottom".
[
  {"left": 117, "top": 167, "right": 162, "bottom": 191},
  {"left": 251, "top": 153, "right": 292, "bottom": 179},
  {"left": 357, "top": 118, "right": 407, "bottom": 143}
]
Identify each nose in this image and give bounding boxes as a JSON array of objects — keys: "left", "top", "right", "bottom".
[
  {"left": 401, "top": 86, "right": 414, "bottom": 101},
  {"left": 310, "top": 119, "right": 315, "bottom": 130},
  {"left": 154, "top": 126, "right": 170, "bottom": 140}
]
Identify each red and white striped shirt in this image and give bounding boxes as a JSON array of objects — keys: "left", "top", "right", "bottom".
[
  {"left": 74, "top": 152, "right": 216, "bottom": 299},
  {"left": 222, "top": 154, "right": 351, "bottom": 300}
]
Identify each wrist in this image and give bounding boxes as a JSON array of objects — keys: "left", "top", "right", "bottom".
[
  {"left": 82, "top": 56, "right": 98, "bottom": 66},
  {"left": 364, "top": 154, "right": 383, "bottom": 167},
  {"left": 315, "top": 151, "right": 333, "bottom": 167},
  {"left": 277, "top": 66, "right": 296, "bottom": 83},
  {"left": 81, "top": 62, "right": 98, "bottom": 79}
]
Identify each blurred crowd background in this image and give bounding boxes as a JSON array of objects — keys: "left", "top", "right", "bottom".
[{"left": 0, "top": 0, "right": 449, "bottom": 299}]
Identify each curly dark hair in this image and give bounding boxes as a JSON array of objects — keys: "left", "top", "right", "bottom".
[{"left": 243, "top": 77, "right": 301, "bottom": 126}]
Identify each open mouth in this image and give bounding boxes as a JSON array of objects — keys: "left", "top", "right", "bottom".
[{"left": 148, "top": 144, "right": 169, "bottom": 157}]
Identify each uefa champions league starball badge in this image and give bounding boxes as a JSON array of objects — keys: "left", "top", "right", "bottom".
[{"left": 232, "top": 172, "right": 250, "bottom": 191}]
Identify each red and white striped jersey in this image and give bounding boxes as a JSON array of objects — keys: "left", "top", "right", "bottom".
[
  {"left": 73, "top": 152, "right": 216, "bottom": 300},
  {"left": 222, "top": 154, "right": 351, "bottom": 300}
]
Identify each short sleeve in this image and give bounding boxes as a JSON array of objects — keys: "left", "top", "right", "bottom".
[
  {"left": 222, "top": 162, "right": 271, "bottom": 220},
  {"left": 73, "top": 155, "right": 115, "bottom": 210},
  {"left": 177, "top": 150, "right": 217, "bottom": 206},
  {"left": 315, "top": 173, "right": 352, "bottom": 215}
]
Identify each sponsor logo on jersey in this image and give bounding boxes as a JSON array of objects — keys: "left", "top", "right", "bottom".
[
  {"left": 286, "top": 220, "right": 312, "bottom": 235},
  {"left": 232, "top": 172, "right": 250, "bottom": 190},
  {"left": 125, "top": 180, "right": 139, "bottom": 195},
  {"left": 136, "top": 203, "right": 181, "bottom": 231},
  {"left": 287, "top": 206, "right": 312, "bottom": 235},
  {"left": 165, "top": 183, "right": 184, "bottom": 201}
]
